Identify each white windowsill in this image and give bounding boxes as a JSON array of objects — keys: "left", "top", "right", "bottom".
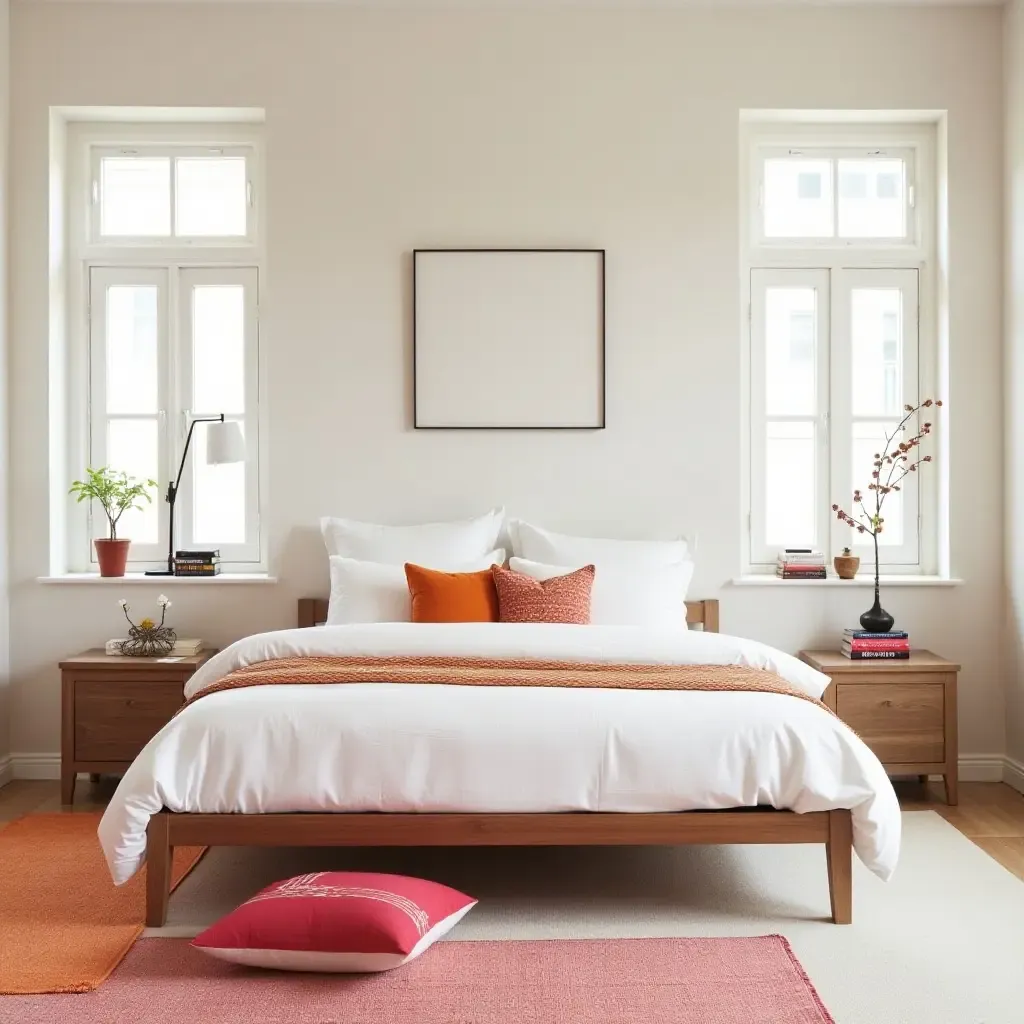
[
  {"left": 38, "top": 573, "right": 278, "bottom": 584},
  {"left": 731, "top": 575, "right": 963, "bottom": 587}
]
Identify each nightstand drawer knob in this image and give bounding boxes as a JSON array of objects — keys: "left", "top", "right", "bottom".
[{"left": 882, "top": 699, "right": 894, "bottom": 708}]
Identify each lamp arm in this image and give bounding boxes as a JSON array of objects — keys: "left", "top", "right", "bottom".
[{"left": 170, "top": 414, "right": 225, "bottom": 498}]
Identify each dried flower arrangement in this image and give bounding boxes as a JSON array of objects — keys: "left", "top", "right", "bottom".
[
  {"left": 118, "top": 594, "right": 176, "bottom": 657},
  {"left": 831, "top": 398, "right": 942, "bottom": 632}
]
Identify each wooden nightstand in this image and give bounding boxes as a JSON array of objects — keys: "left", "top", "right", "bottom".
[
  {"left": 59, "top": 649, "right": 216, "bottom": 804},
  {"left": 799, "top": 649, "right": 960, "bottom": 805}
]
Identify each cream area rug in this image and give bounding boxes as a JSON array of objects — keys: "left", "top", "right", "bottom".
[{"left": 149, "top": 812, "right": 1024, "bottom": 1024}]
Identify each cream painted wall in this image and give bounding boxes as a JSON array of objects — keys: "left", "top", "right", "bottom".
[
  {"left": 7, "top": 4, "right": 1006, "bottom": 765},
  {"left": 0, "top": 0, "right": 8, "bottom": 773},
  {"left": 1005, "top": 0, "right": 1024, "bottom": 777}
]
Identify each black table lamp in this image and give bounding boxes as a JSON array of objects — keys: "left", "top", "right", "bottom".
[{"left": 145, "top": 414, "right": 246, "bottom": 577}]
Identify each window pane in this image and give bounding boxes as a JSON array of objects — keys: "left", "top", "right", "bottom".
[
  {"left": 852, "top": 421, "right": 905, "bottom": 548},
  {"left": 851, "top": 289, "right": 903, "bottom": 417},
  {"left": 176, "top": 158, "right": 247, "bottom": 237},
  {"left": 192, "top": 420, "right": 246, "bottom": 544},
  {"left": 100, "top": 157, "right": 171, "bottom": 237},
  {"left": 837, "top": 158, "right": 906, "bottom": 238},
  {"left": 765, "top": 421, "right": 816, "bottom": 546},
  {"left": 192, "top": 286, "right": 246, "bottom": 415},
  {"left": 105, "top": 419, "right": 159, "bottom": 544},
  {"left": 105, "top": 286, "right": 159, "bottom": 414},
  {"left": 763, "top": 158, "right": 833, "bottom": 238},
  {"left": 765, "top": 287, "right": 818, "bottom": 416}
]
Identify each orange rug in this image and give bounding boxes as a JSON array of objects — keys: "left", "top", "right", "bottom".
[{"left": 0, "top": 813, "right": 204, "bottom": 994}]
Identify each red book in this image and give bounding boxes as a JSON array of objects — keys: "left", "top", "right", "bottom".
[{"left": 845, "top": 639, "right": 911, "bottom": 651}]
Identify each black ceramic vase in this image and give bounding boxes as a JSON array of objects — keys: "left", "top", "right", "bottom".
[{"left": 859, "top": 591, "right": 895, "bottom": 633}]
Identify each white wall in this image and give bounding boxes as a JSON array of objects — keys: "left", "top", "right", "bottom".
[
  {"left": 7, "top": 4, "right": 1006, "bottom": 767},
  {"left": 0, "top": 0, "right": 8, "bottom": 780},
  {"left": 1005, "top": 0, "right": 1024, "bottom": 782}
]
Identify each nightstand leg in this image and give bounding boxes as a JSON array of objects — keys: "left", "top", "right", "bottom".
[
  {"left": 60, "top": 766, "right": 76, "bottom": 805},
  {"left": 917, "top": 774, "right": 929, "bottom": 784},
  {"left": 944, "top": 772, "right": 959, "bottom": 806}
]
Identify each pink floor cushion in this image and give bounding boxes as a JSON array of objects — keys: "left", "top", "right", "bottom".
[{"left": 192, "top": 871, "right": 477, "bottom": 973}]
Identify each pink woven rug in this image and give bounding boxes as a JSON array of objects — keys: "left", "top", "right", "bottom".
[{"left": 1, "top": 935, "right": 834, "bottom": 1023}]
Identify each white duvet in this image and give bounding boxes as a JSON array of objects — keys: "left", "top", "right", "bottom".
[{"left": 99, "top": 623, "right": 901, "bottom": 885}]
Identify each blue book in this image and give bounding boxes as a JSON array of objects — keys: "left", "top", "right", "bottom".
[{"left": 843, "top": 629, "right": 909, "bottom": 639}]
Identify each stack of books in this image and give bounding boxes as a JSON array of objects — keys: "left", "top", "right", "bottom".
[
  {"left": 776, "top": 549, "right": 826, "bottom": 579},
  {"left": 841, "top": 629, "right": 910, "bottom": 660},
  {"left": 174, "top": 550, "right": 221, "bottom": 577},
  {"left": 105, "top": 637, "right": 204, "bottom": 656}
]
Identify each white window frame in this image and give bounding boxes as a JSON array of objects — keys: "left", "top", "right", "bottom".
[
  {"left": 741, "top": 121, "right": 938, "bottom": 575},
  {"left": 67, "top": 122, "right": 267, "bottom": 573},
  {"left": 753, "top": 143, "right": 919, "bottom": 249},
  {"left": 176, "top": 266, "right": 261, "bottom": 563},
  {"left": 90, "top": 144, "right": 257, "bottom": 247}
]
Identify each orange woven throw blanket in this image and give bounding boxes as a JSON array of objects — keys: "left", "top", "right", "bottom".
[{"left": 183, "top": 656, "right": 830, "bottom": 714}]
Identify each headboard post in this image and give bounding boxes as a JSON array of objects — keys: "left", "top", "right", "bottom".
[
  {"left": 297, "top": 598, "right": 323, "bottom": 629},
  {"left": 700, "top": 599, "right": 720, "bottom": 634},
  {"left": 299, "top": 597, "right": 720, "bottom": 633}
]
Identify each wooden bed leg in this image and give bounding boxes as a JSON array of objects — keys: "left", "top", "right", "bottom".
[
  {"left": 826, "top": 809, "right": 853, "bottom": 925},
  {"left": 145, "top": 813, "right": 173, "bottom": 928}
]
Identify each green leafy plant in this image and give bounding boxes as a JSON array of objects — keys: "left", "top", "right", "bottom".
[{"left": 69, "top": 467, "right": 157, "bottom": 540}]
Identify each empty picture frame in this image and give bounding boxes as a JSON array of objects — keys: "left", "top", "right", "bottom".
[{"left": 413, "top": 248, "right": 606, "bottom": 429}]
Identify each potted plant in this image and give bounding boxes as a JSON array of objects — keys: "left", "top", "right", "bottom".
[
  {"left": 832, "top": 398, "right": 942, "bottom": 632},
  {"left": 69, "top": 468, "right": 157, "bottom": 577},
  {"left": 833, "top": 547, "right": 860, "bottom": 580}
]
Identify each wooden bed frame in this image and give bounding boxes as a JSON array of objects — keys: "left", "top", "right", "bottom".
[{"left": 145, "top": 596, "right": 852, "bottom": 927}]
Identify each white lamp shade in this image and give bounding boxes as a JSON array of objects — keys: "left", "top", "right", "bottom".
[{"left": 206, "top": 420, "right": 246, "bottom": 465}]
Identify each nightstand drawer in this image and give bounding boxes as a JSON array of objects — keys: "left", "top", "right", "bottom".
[
  {"left": 836, "top": 682, "right": 945, "bottom": 763},
  {"left": 74, "top": 679, "right": 183, "bottom": 761}
]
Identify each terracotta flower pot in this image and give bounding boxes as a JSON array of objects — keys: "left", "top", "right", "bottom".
[
  {"left": 833, "top": 553, "right": 860, "bottom": 580},
  {"left": 94, "top": 538, "right": 131, "bottom": 577}
]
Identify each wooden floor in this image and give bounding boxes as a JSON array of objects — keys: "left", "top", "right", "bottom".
[{"left": 1, "top": 777, "right": 1023, "bottom": 882}]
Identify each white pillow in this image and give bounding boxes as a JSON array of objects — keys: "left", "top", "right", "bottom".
[
  {"left": 510, "top": 520, "right": 689, "bottom": 569},
  {"left": 327, "top": 550, "right": 505, "bottom": 625},
  {"left": 508, "top": 556, "right": 694, "bottom": 628},
  {"left": 321, "top": 508, "right": 504, "bottom": 565}
]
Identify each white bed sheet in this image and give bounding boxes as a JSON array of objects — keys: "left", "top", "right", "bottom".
[{"left": 98, "top": 623, "right": 900, "bottom": 885}]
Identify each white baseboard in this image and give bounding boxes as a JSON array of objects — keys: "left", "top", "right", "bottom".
[
  {"left": 957, "top": 755, "right": 1009, "bottom": 783},
  {"left": 7, "top": 751, "right": 1024, "bottom": 788},
  {"left": 1004, "top": 756, "right": 1024, "bottom": 795},
  {"left": 10, "top": 753, "right": 61, "bottom": 780}
]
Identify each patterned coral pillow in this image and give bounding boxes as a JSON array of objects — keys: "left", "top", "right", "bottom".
[
  {"left": 192, "top": 871, "right": 476, "bottom": 973},
  {"left": 491, "top": 563, "right": 595, "bottom": 624}
]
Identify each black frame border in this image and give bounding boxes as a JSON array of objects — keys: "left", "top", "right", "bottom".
[{"left": 412, "top": 248, "right": 606, "bottom": 431}]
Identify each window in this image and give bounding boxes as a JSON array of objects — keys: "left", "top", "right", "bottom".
[
  {"left": 70, "top": 126, "right": 263, "bottom": 571},
  {"left": 92, "top": 146, "right": 254, "bottom": 242},
  {"left": 757, "top": 146, "right": 915, "bottom": 245},
  {"left": 744, "top": 124, "right": 935, "bottom": 573}
]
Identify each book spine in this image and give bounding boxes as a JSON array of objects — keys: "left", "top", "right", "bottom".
[
  {"left": 174, "top": 568, "right": 220, "bottom": 576},
  {"left": 777, "top": 571, "right": 827, "bottom": 578},
  {"left": 845, "top": 640, "right": 911, "bottom": 651},
  {"left": 843, "top": 631, "right": 909, "bottom": 639},
  {"left": 842, "top": 650, "right": 911, "bottom": 659}
]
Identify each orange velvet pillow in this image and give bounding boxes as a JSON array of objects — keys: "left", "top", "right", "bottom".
[{"left": 404, "top": 563, "right": 500, "bottom": 623}]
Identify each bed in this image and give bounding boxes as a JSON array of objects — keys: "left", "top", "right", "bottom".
[{"left": 96, "top": 597, "right": 900, "bottom": 928}]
